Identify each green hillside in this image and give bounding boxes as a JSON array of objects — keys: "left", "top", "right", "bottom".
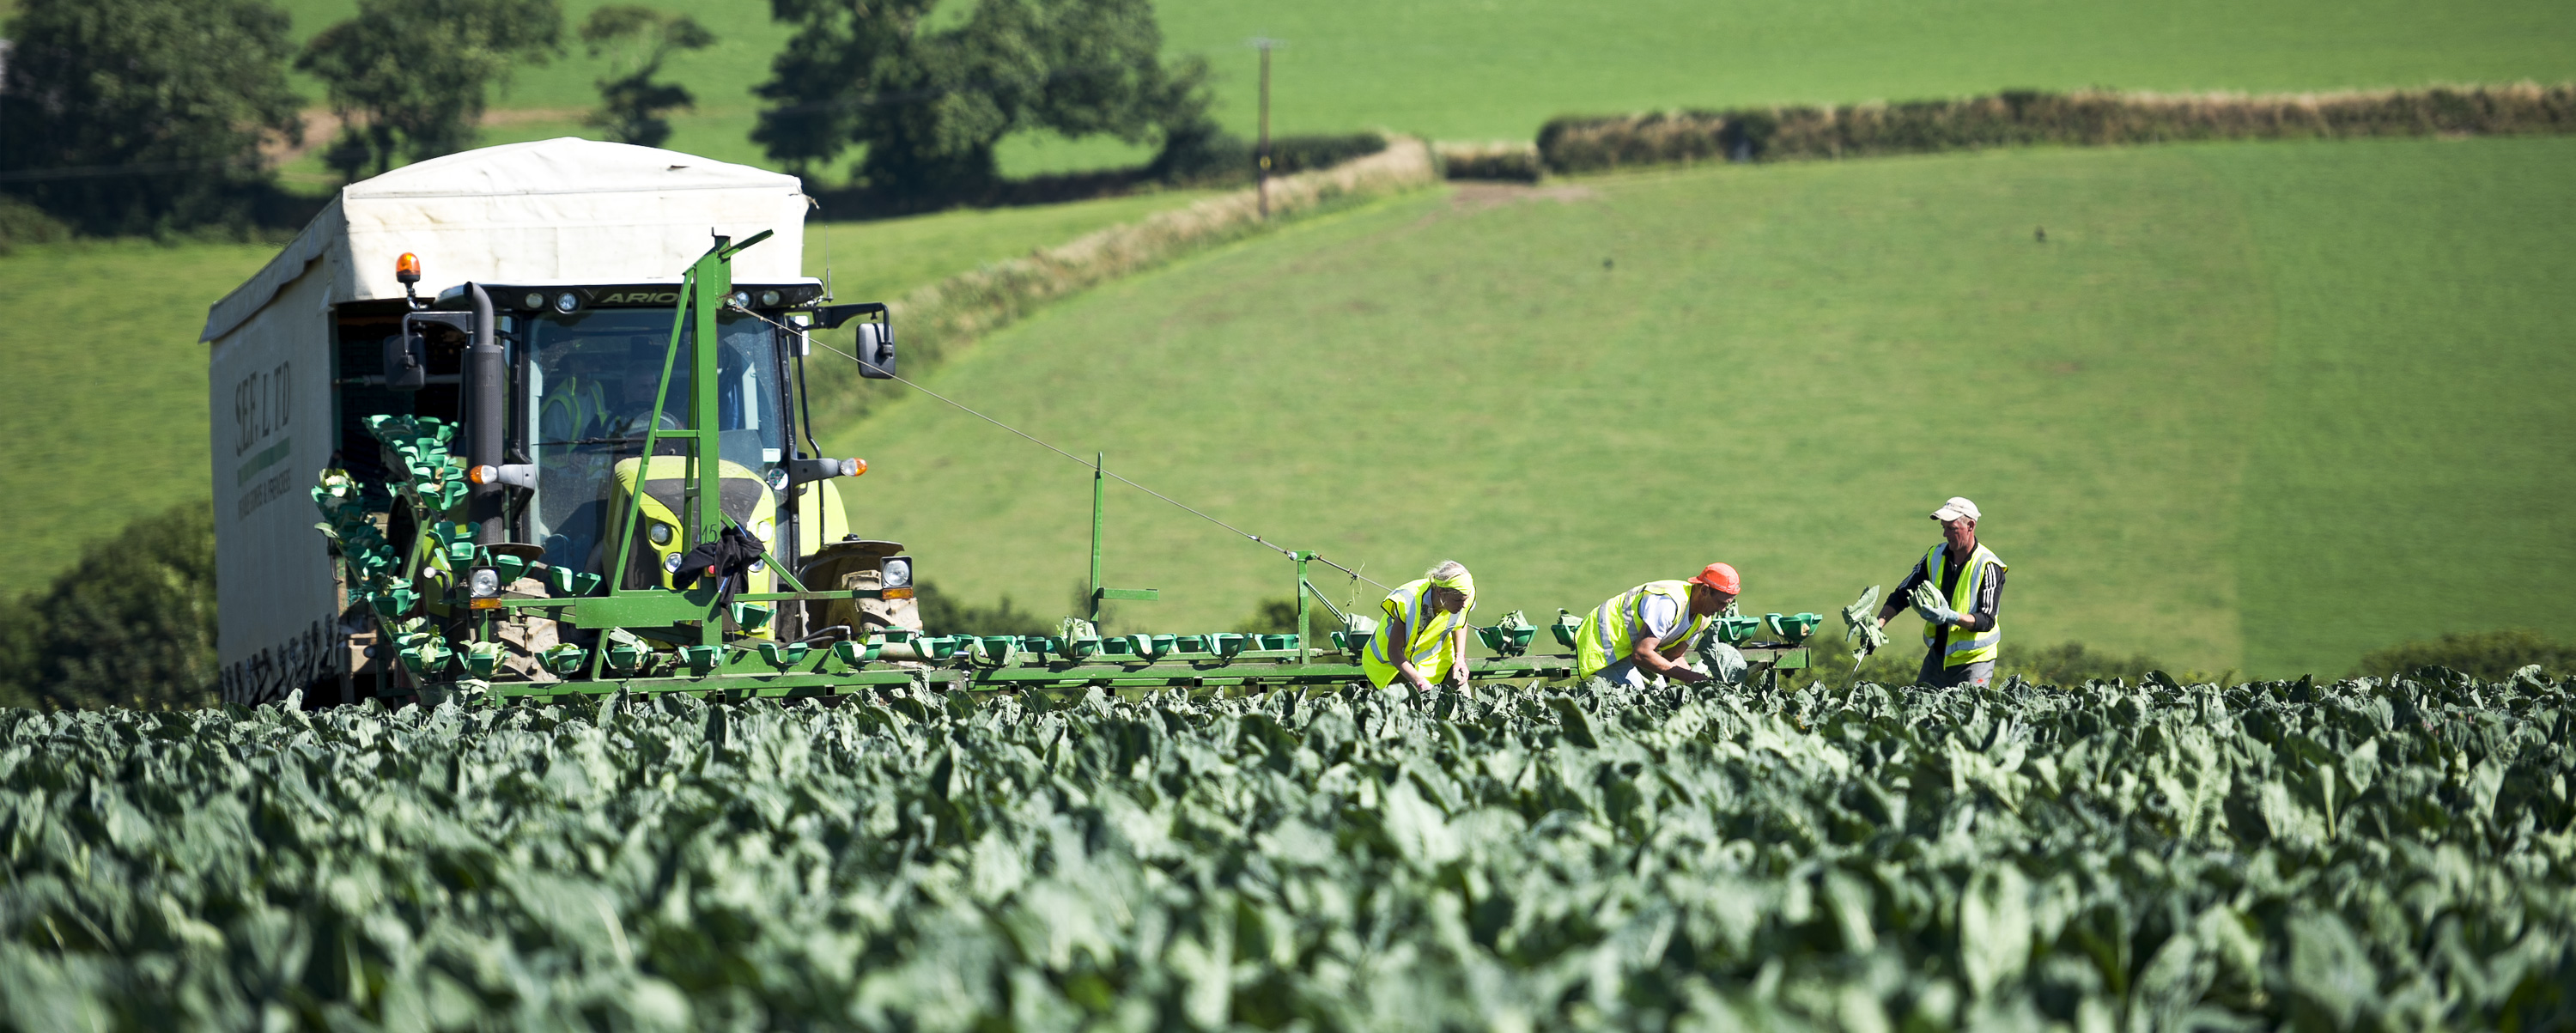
[
  {"left": 248, "top": 0, "right": 2576, "bottom": 183},
  {"left": 0, "top": 191, "right": 1212, "bottom": 597},
  {"left": 817, "top": 135, "right": 2576, "bottom": 679},
  {"left": 1161, "top": 0, "right": 2576, "bottom": 140},
  {"left": 0, "top": 240, "right": 278, "bottom": 598},
  {"left": 2212, "top": 142, "right": 2576, "bottom": 676},
  {"left": 12, "top": 0, "right": 2576, "bottom": 672}
]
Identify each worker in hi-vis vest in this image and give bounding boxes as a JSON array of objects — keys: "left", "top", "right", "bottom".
[
  {"left": 1573, "top": 563, "right": 1740, "bottom": 688},
  {"left": 1360, "top": 561, "right": 1476, "bottom": 693},
  {"left": 1876, "top": 496, "right": 2008, "bottom": 689},
  {"left": 538, "top": 374, "right": 611, "bottom": 445}
]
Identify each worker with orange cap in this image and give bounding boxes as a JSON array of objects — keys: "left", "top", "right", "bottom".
[{"left": 1572, "top": 563, "right": 1741, "bottom": 687}]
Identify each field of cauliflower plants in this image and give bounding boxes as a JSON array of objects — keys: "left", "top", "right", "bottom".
[{"left": 2, "top": 672, "right": 2570, "bottom": 1031}]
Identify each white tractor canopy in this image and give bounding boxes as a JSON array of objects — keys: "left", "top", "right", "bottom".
[{"left": 202, "top": 137, "right": 811, "bottom": 343}]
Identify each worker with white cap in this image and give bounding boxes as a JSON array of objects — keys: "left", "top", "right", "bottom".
[
  {"left": 1361, "top": 560, "right": 1478, "bottom": 693},
  {"left": 1877, "top": 496, "right": 2008, "bottom": 688},
  {"left": 1574, "top": 563, "right": 1741, "bottom": 688}
]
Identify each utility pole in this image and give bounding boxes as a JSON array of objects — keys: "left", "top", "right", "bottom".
[{"left": 1249, "top": 37, "right": 1281, "bottom": 219}]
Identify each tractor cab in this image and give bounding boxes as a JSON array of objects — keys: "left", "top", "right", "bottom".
[
  {"left": 363, "top": 265, "right": 907, "bottom": 648},
  {"left": 473, "top": 282, "right": 827, "bottom": 587}
]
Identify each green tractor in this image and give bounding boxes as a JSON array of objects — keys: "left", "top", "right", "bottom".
[
  {"left": 204, "top": 139, "right": 909, "bottom": 703},
  {"left": 208, "top": 139, "right": 1818, "bottom": 707}
]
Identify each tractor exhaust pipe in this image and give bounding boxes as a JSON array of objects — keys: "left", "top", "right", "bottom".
[{"left": 465, "top": 283, "right": 504, "bottom": 545}]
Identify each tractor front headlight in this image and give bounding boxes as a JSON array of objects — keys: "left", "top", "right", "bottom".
[
  {"left": 662, "top": 553, "right": 683, "bottom": 574},
  {"left": 752, "top": 518, "right": 774, "bottom": 543},
  {"left": 467, "top": 566, "right": 501, "bottom": 599},
  {"left": 648, "top": 522, "right": 673, "bottom": 547},
  {"left": 881, "top": 556, "right": 912, "bottom": 589}
]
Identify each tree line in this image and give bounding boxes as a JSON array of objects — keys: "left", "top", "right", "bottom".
[{"left": 0, "top": 0, "right": 1224, "bottom": 236}]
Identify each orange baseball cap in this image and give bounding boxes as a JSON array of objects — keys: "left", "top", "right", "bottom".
[{"left": 1691, "top": 562, "right": 1741, "bottom": 594}]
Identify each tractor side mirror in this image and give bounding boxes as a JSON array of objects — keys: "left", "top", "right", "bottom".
[
  {"left": 381, "top": 334, "right": 427, "bottom": 392},
  {"left": 805, "top": 302, "right": 895, "bottom": 380},
  {"left": 387, "top": 312, "right": 473, "bottom": 392},
  {"left": 854, "top": 321, "right": 896, "bottom": 380}
]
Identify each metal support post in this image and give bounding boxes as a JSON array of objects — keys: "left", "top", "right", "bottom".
[
  {"left": 1294, "top": 551, "right": 1311, "bottom": 660},
  {"left": 688, "top": 241, "right": 731, "bottom": 648},
  {"left": 1082, "top": 453, "right": 1158, "bottom": 622},
  {"left": 465, "top": 283, "right": 502, "bottom": 544},
  {"left": 1090, "top": 452, "right": 1105, "bottom": 623},
  {"left": 583, "top": 229, "right": 769, "bottom": 679}
]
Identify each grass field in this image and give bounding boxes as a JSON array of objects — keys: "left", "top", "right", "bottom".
[
  {"left": 239, "top": 0, "right": 2576, "bottom": 185},
  {"left": 804, "top": 188, "right": 1218, "bottom": 305},
  {"left": 2208, "top": 141, "right": 2576, "bottom": 676},
  {"left": 815, "top": 136, "right": 2576, "bottom": 679},
  {"left": 0, "top": 191, "right": 1213, "bottom": 598},
  {"left": 1160, "top": 0, "right": 2576, "bottom": 141},
  {"left": 0, "top": 240, "right": 277, "bottom": 599}
]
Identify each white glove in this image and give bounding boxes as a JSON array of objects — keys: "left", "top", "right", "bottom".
[{"left": 1910, "top": 582, "right": 1961, "bottom": 626}]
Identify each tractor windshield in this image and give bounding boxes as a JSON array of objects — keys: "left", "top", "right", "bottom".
[{"left": 521, "top": 307, "right": 786, "bottom": 572}]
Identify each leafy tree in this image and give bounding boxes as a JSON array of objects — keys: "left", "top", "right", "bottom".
[
  {"left": 298, "top": 0, "right": 564, "bottom": 179},
  {"left": 0, "top": 596, "right": 39, "bottom": 709},
  {"left": 579, "top": 5, "right": 717, "bottom": 148},
  {"left": 0, "top": 196, "right": 71, "bottom": 255},
  {"left": 1998, "top": 640, "right": 2173, "bottom": 686},
  {"left": 1, "top": 501, "right": 218, "bottom": 711},
  {"left": 1233, "top": 599, "right": 1306, "bottom": 635},
  {"left": 753, "top": 0, "right": 1209, "bottom": 202},
  {"left": 0, "top": 0, "right": 302, "bottom": 234}
]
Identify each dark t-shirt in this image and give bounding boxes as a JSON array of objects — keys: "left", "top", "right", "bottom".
[{"left": 1893, "top": 547, "right": 2006, "bottom": 655}]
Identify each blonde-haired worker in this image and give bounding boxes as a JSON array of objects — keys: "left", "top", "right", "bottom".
[{"left": 1358, "top": 561, "right": 1476, "bottom": 693}]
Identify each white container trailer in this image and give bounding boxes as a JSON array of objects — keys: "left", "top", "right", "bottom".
[{"left": 198, "top": 138, "right": 882, "bottom": 704}]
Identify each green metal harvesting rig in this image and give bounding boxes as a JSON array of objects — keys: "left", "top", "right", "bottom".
[
  {"left": 310, "top": 232, "right": 1820, "bottom": 703},
  {"left": 211, "top": 140, "right": 1819, "bottom": 706}
]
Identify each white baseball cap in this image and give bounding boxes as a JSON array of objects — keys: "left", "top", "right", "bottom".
[{"left": 1929, "top": 496, "right": 1980, "bottom": 522}]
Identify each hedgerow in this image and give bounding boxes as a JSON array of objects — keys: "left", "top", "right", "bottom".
[
  {"left": 1537, "top": 83, "right": 2576, "bottom": 174},
  {"left": 1435, "top": 142, "right": 1544, "bottom": 182},
  {"left": 3, "top": 672, "right": 2569, "bottom": 1030}
]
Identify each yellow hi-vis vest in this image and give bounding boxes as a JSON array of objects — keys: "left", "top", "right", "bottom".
[
  {"left": 1923, "top": 543, "right": 2007, "bottom": 667},
  {"left": 539, "top": 378, "right": 609, "bottom": 443},
  {"left": 1574, "top": 580, "right": 1712, "bottom": 681},
  {"left": 1361, "top": 578, "right": 1467, "bottom": 688}
]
